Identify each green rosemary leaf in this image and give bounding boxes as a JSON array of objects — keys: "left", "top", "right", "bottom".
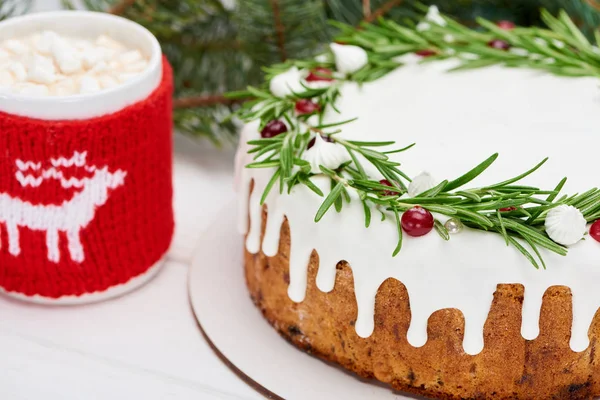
[
  {"left": 315, "top": 181, "right": 344, "bottom": 222},
  {"left": 456, "top": 209, "right": 494, "bottom": 227},
  {"left": 485, "top": 157, "right": 549, "bottom": 189},
  {"left": 444, "top": 153, "right": 499, "bottom": 192},
  {"left": 558, "top": 10, "right": 590, "bottom": 48},
  {"left": 246, "top": 86, "right": 272, "bottom": 99},
  {"left": 313, "top": 118, "right": 358, "bottom": 129},
  {"left": 455, "top": 190, "right": 482, "bottom": 202},
  {"left": 422, "top": 204, "right": 458, "bottom": 214},
  {"left": 496, "top": 210, "right": 509, "bottom": 246},
  {"left": 449, "top": 58, "right": 500, "bottom": 72},
  {"left": 246, "top": 160, "right": 280, "bottom": 169},
  {"left": 434, "top": 219, "right": 450, "bottom": 241},
  {"left": 362, "top": 200, "right": 372, "bottom": 228},
  {"left": 383, "top": 142, "right": 417, "bottom": 154},
  {"left": 299, "top": 175, "right": 324, "bottom": 197},
  {"left": 260, "top": 169, "right": 281, "bottom": 205},
  {"left": 521, "top": 234, "right": 547, "bottom": 270},
  {"left": 418, "top": 180, "right": 449, "bottom": 198},
  {"left": 392, "top": 207, "right": 403, "bottom": 257},
  {"left": 347, "top": 149, "right": 367, "bottom": 179},
  {"left": 506, "top": 235, "right": 540, "bottom": 270},
  {"left": 347, "top": 140, "right": 396, "bottom": 147}
]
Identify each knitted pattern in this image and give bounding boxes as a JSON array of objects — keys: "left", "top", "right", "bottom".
[{"left": 0, "top": 57, "right": 174, "bottom": 299}]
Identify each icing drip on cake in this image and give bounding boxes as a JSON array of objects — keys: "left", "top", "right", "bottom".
[{"left": 236, "top": 57, "right": 600, "bottom": 356}]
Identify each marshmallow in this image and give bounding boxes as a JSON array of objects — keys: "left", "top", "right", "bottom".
[
  {"left": 81, "top": 48, "right": 107, "bottom": 69},
  {"left": 125, "top": 60, "right": 148, "bottom": 72},
  {"left": 88, "top": 61, "right": 109, "bottom": 75},
  {"left": 15, "top": 83, "right": 50, "bottom": 97},
  {"left": 0, "top": 31, "right": 149, "bottom": 96},
  {"left": 50, "top": 79, "right": 78, "bottom": 96},
  {"left": 119, "top": 50, "right": 143, "bottom": 64},
  {"left": 51, "top": 38, "right": 83, "bottom": 75},
  {"left": 34, "top": 31, "right": 60, "bottom": 54},
  {"left": 26, "top": 54, "right": 57, "bottom": 84},
  {"left": 0, "top": 48, "right": 10, "bottom": 60},
  {"left": 99, "top": 75, "right": 119, "bottom": 89},
  {"left": 8, "top": 62, "right": 27, "bottom": 81},
  {"left": 0, "top": 70, "right": 15, "bottom": 86},
  {"left": 4, "top": 39, "right": 29, "bottom": 55},
  {"left": 79, "top": 76, "right": 100, "bottom": 94},
  {"left": 96, "top": 35, "right": 125, "bottom": 50}
]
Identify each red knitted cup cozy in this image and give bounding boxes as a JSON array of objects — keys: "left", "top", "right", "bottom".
[{"left": 0, "top": 58, "right": 174, "bottom": 299}]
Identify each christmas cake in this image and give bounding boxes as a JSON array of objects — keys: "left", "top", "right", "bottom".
[{"left": 234, "top": 7, "right": 600, "bottom": 399}]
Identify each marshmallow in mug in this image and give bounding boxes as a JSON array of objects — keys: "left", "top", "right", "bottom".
[{"left": 0, "top": 30, "right": 150, "bottom": 97}]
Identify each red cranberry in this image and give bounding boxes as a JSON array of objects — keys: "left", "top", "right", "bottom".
[
  {"left": 307, "top": 135, "right": 333, "bottom": 149},
  {"left": 416, "top": 49, "right": 437, "bottom": 57},
  {"left": 499, "top": 206, "right": 517, "bottom": 212},
  {"left": 488, "top": 39, "right": 511, "bottom": 50},
  {"left": 590, "top": 220, "right": 600, "bottom": 243},
  {"left": 497, "top": 20, "right": 516, "bottom": 30},
  {"left": 379, "top": 179, "right": 399, "bottom": 197},
  {"left": 401, "top": 206, "right": 434, "bottom": 237},
  {"left": 306, "top": 67, "right": 333, "bottom": 82},
  {"left": 295, "top": 99, "right": 320, "bottom": 115},
  {"left": 260, "top": 120, "right": 288, "bottom": 138}
]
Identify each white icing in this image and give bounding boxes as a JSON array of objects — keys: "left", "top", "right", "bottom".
[
  {"left": 302, "top": 135, "right": 351, "bottom": 173},
  {"left": 237, "top": 57, "right": 600, "bottom": 355},
  {"left": 0, "top": 31, "right": 149, "bottom": 96},
  {"left": 330, "top": 43, "right": 368, "bottom": 75},
  {"left": 407, "top": 171, "right": 437, "bottom": 197},
  {"left": 545, "top": 205, "right": 587, "bottom": 246}
]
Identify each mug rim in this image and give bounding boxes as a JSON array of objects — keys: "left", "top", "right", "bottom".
[{"left": 0, "top": 10, "right": 163, "bottom": 120}]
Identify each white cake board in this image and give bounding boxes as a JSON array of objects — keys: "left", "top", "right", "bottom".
[{"left": 188, "top": 201, "right": 422, "bottom": 400}]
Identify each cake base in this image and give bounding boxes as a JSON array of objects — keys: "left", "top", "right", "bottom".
[
  {"left": 188, "top": 202, "right": 422, "bottom": 399},
  {"left": 246, "top": 207, "right": 600, "bottom": 400},
  {"left": 0, "top": 258, "right": 165, "bottom": 305}
]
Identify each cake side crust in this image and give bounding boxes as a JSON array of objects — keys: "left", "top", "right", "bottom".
[{"left": 245, "top": 207, "right": 600, "bottom": 400}]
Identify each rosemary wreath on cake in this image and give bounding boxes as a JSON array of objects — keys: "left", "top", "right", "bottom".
[{"left": 228, "top": 6, "right": 600, "bottom": 269}]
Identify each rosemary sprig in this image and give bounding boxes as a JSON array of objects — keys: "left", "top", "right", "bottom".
[{"left": 230, "top": 7, "right": 600, "bottom": 269}]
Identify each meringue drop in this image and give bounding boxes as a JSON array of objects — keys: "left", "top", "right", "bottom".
[
  {"left": 269, "top": 66, "right": 304, "bottom": 98},
  {"left": 330, "top": 43, "right": 368, "bottom": 75},
  {"left": 302, "top": 135, "right": 351, "bottom": 174},
  {"left": 425, "top": 5, "right": 447, "bottom": 26},
  {"left": 545, "top": 204, "right": 587, "bottom": 246},
  {"left": 408, "top": 171, "right": 438, "bottom": 197}
]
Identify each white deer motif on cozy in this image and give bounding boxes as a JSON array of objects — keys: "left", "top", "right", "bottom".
[{"left": 0, "top": 152, "right": 127, "bottom": 263}]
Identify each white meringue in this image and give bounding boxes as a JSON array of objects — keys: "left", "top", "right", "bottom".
[
  {"left": 269, "top": 66, "right": 305, "bottom": 97},
  {"left": 330, "top": 43, "right": 368, "bottom": 75},
  {"left": 408, "top": 171, "right": 438, "bottom": 197},
  {"left": 425, "top": 5, "right": 446, "bottom": 27},
  {"left": 302, "top": 135, "right": 351, "bottom": 174},
  {"left": 545, "top": 204, "right": 587, "bottom": 246}
]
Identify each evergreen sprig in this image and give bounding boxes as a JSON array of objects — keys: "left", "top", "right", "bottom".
[{"left": 233, "top": 7, "right": 600, "bottom": 268}]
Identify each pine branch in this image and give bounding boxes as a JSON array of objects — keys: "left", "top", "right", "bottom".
[
  {"left": 0, "top": 0, "right": 31, "bottom": 20},
  {"left": 587, "top": 0, "right": 600, "bottom": 12},
  {"left": 364, "top": 0, "right": 404, "bottom": 23},
  {"left": 108, "top": 0, "right": 136, "bottom": 15},
  {"left": 270, "top": 0, "right": 288, "bottom": 61},
  {"left": 363, "top": 0, "right": 371, "bottom": 19},
  {"left": 173, "top": 94, "right": 246, "bottom": 109}
]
